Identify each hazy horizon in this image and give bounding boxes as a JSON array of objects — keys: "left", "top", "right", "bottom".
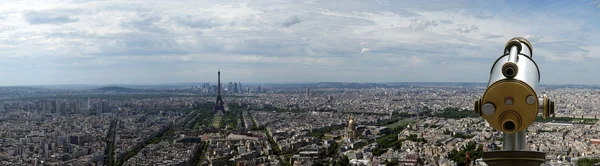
[
  {"left": 1, "top": 0, "right": 599, "bottom": 86},
  {"left": 2, "top": 81, "right": 599, "bottom": 88}
]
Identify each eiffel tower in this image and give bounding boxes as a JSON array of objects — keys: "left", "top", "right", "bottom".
[{"left": 214, "top": 70, "right": 225, "bottom": 115}]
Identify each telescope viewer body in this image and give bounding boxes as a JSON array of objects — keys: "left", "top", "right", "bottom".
[
  {"left": 474, "top": 37, "right": 555, "bottom": 134},
  {"left": 474, "top": 37, "right": 555, "bottom": 165}
]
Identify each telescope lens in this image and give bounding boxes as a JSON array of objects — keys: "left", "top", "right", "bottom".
[
  {"left": 503, "top": 121, "right": 516, "bottom": 131},
  {"left": 505, "top": 67, "right": 514, "bottom": 76}
]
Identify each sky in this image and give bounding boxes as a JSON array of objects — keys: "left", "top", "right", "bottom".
[{"left": 1, "top": 0, "right": 600, "bottom": 86}]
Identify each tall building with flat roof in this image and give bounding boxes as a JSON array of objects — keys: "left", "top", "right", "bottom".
[
  {"left": 233, "top": 82, "right": 238, "bottom": 93},
  {"left": 306, "top": 88, "right": 310, "bottom": 99}
]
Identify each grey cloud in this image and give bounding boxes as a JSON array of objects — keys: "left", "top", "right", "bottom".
[
  {"left": 409, "top": 19, "right": 438, "bottom": 30},
  {"left": 215, "top": 37, "right": 359, "bottom": 58},
  {"left": 482, "top": 34, "right": 503, "bottom": 39},
  {"left": 46, "top": 31, "right": 92, "bottom": 39},
  {"left": 121, "top": 12, "right": 167, "bottom": 33},
  {"left": 456, "top": 25, "right": 479, "bottom": 33},
  {"left": 318, "top": 1, "right": 420, "bottom": 17},
  {"left": 536, "top": 41, "right": 589, "bottom": 55},
  {"left": 22, "top": 10, "right": 79, "bottom": 25},
  {"left": 472, "top": 9, "right": 493, "bottom": 19},
  {"left": 440, "top": 20, "right": 453, "bottom": 25},
  {"left": 85, "top": 33, "right": 189, "bottom": 56},
  {"left": 475, "top": 15, "right": 492, "bottom": 19},
  {"left": 175, "top": 15, "right": 221, "bottom": 29},
  {"left": 526, "top": 35, "right": 543, "bottom": 44},
  {"left": 282, "top": 16, "right": 301, "bottom": 27},
  {"left": 372, "top": 0, "right": 486, "bottom": 11},
  {"left": 367, "top": 39, "right": 497, "bottom": 63}
]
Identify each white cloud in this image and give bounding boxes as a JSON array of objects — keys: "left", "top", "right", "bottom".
[
  {"left": 361, "top": 48, "right": 370, "bottom": 53},
  {"left": 456, "top": 24, "right": 478, "bottom": 33},
  {"left": 409, "top": 18, "right": 438, "bottom": 30},
  {"left": 525, "top": 34, "right": 543, "bottom": 44}
]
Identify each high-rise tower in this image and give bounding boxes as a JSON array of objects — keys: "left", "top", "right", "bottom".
[
  {"left": 306, "top": 88, "right": 310, "bottom": 99},
  {"left": 214, "top": 70, "right": 225, "bottom": 115},
  {"left": 233, "top": 82, "right": 238, "bottom": 93}
]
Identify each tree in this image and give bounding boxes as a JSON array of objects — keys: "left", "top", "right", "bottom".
[
  {"left": 386, "top": 159, "right": 399, "bottom": 166},
  {"left": 448, "top": 141, "right": 483, "bottom": 165},
  {"left": 336, "top": 155, "right": 350, "bottom": 166},
  {"left": 578, "top": 158, "right": 600, "bottom": 166}
]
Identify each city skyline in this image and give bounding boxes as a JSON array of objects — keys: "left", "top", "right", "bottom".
[{"left": 1, "top": 0, "right": 600, "bottom": 86}]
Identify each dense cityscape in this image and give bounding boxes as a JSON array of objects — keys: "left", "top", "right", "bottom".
[{"left": 1, "top": 76, "right": 600, "bottom": 166}]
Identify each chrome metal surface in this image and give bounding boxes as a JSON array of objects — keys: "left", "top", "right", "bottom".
[
  {"left": 504, "top": 39, "right": 532, "bottom": 58},
  {"left": 482, "top": 103, "right": 496, "bottom": 116},
  {"left": 488, "top": 53, "right": 540, "bottom": 92},
  {"left": 526, "top": 95, "right": 536, "bottom": 105},
  {"left": 507, "top": 46, "right": 519, "bottom": 63},
  {"left": 503, "top": 131, "right": 526, "bottom": 151},
  {"left": 516, "top": 131, "right": 526, "bottom": 150},
  {"left": 503, "top": 133, "right": 515, "bottom": 150}
]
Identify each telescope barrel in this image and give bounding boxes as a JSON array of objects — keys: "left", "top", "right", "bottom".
[
  {"left": 489, "top": 37, "right": 540, "bottom": 92},
  {"left": 507, "top": 46, "right": 518, "bottom": 64}
]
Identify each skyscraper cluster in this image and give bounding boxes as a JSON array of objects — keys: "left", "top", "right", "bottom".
[
  {"left": 201, "top": 83, "right": 210, "bottom": 89},
  {"left": 201, "top": 81, "right": 244, "bottom": 94},
  {"left": 227, "top": 82, "right": 243, "bottom": 93}
]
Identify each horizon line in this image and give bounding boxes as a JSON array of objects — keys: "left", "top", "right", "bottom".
[{"left": 0, "top": 81, "right": 598, "bottom": 88}]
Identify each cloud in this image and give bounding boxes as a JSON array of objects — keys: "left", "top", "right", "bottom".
[
  {"left": 409, "top": 18, "right": 438, "bottom": 30},
  {"left": 282, "top": 16, "right": 301, "bottom": 27},
  {"left": 525, "top": 34, "right": 543, "bottom": 44},
  {"left": 481, "top": 34, "right": 503, "bottom": 39},
  {"left": 440, "top": 20, "right": 453, "bottom": 25},
  {"left": 456, "top": 24, "right": 479, "bottom": 33},
  {"left": 22, "top": 10, "right": 79, "bottom": 25},
  {"left": 473, "top": 10, "right": 493, "bottom": 19},
  {"left": 176, "top": 17, "right": 220, "bottom": 29},
  {"left": 361, "top": 48, "right": 370, "bottom": 53}
]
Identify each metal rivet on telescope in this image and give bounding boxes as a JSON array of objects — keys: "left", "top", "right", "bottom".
[
  {"left": 482, "top": 103, "right": 496, "bottom": 116},
  {"left": 526, "top": 95, "right": 536, "bottom": 105}
]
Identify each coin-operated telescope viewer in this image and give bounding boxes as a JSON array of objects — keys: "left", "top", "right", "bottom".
[{"left": 473, "top": 37, "right": 555, "bottom": 166}]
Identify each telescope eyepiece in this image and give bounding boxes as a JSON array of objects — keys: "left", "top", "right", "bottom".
[
  {"left": 505, "top": 37, "right": 533, "bottom": 57},
  {"left": 502, "top": 62, "right": 519, "bottom": 78},
  {"left": 503, "top": 120, "right": 516, "bottom": 131},
  {"left": 505, "top": 67, "right": 514, "bottom": 76}
]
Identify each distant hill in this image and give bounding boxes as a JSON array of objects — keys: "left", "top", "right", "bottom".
[{"left": 94, "top": 86, "right": 139, "bottom": 92}]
